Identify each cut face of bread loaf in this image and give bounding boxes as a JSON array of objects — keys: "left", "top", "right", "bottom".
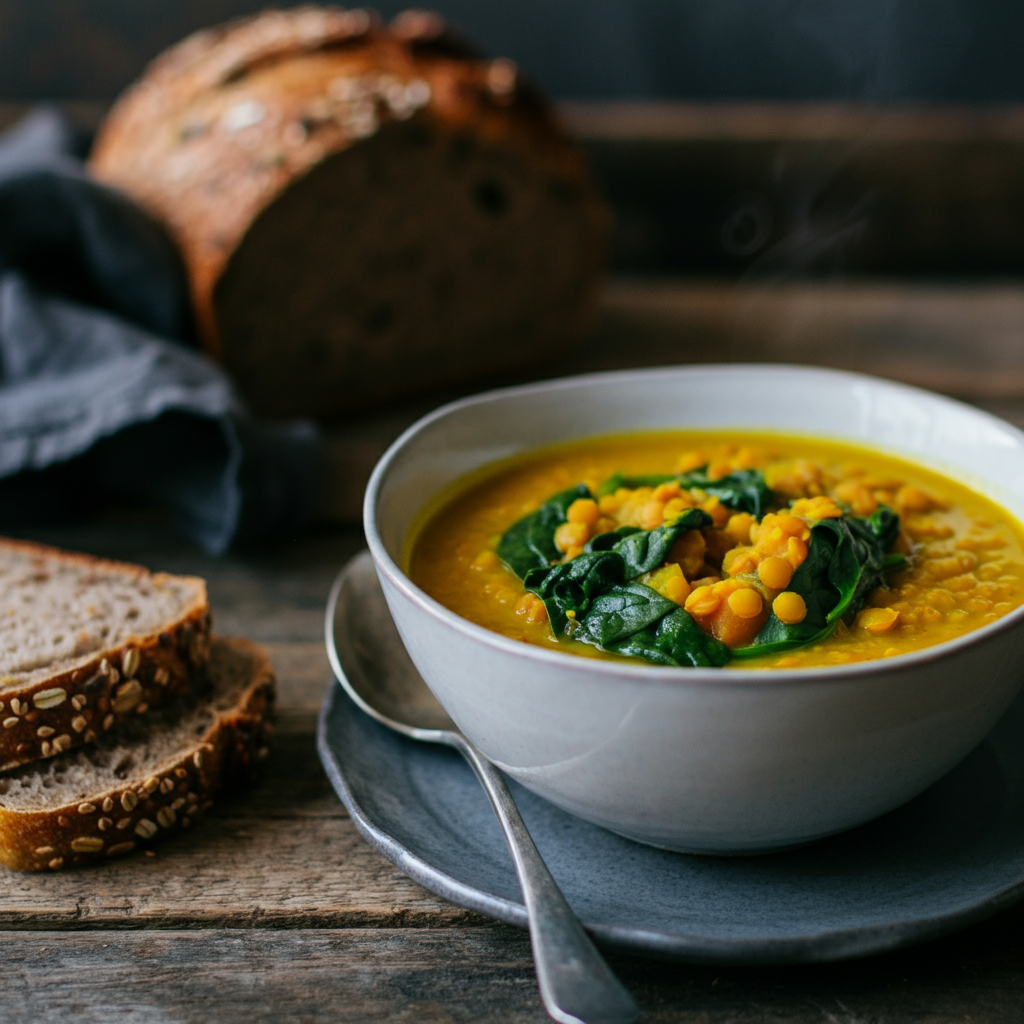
[
  {"left": 0, "top": 636, "right": 274, "bottom": 871},
  {"left": 0, "top": 538, "right": 210, "bottom": 771},
  {"left": 89, "top": 6, "right": 607, "bottom": 421}
]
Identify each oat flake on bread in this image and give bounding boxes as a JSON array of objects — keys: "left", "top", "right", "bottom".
[{"left": 89, "top": 6, "right": 607, "bottom": 421}]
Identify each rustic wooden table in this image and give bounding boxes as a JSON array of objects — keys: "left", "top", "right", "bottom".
[{"left": 6, "top": 281, "right": 1024, "bottom": 1022}]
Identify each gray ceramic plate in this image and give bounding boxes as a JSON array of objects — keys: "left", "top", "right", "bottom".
[{"left": 316, "top": 556, "right": 1024, "bottom": 965}]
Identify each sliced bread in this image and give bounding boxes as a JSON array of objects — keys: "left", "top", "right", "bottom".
[
  {"left": 0, "top": 538, "right": 210, "bottom": 771},
  {"left": 0, "top": 635, "right": 274, "bottom": 871}
]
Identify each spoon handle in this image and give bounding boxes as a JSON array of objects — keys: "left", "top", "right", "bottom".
[{"left": 454, "top": 736, "right": 638, "bottom": 1024}]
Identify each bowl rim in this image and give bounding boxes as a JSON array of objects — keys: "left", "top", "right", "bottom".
[{"left": 364, "top": 363, "right": 1024, "bottom": 688}]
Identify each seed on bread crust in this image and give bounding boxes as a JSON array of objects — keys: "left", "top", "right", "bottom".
[
  {"left": 121, "top": 791, "right": 139, "bottom": 812},
  {"left": 112, "top": 680, "right": 143, "bottom": 713},
  {"left": 82, "top": 672, "right": 104, "bottom": 693},
  {"left": 70, "top": 837, "right": 104, "bottom": 853},
  {"left": 135, "top": 819, "right": 158, "bottom": 839},
  {"left": 122, "top": 648, "right": 140, "bottom": 679},
  {"left": 33, "top": 688, "right": 67, "bottom": 710}
]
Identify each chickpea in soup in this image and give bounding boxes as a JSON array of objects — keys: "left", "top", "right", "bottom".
[{"left": 406, "top": 432, "right": 1024, "bottom": 669}]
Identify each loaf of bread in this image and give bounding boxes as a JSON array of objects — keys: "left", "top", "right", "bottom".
[
  {"left": 89, "top": 6, "right": 607, "bottom": 421},
  {"left": 0, "top": 635, "right": 274, "bottom": 871},
  {"left": 0, "top": 538, "right": 210, "bottom": 772}
]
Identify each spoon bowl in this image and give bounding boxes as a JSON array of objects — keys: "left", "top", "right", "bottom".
[{"left": 327, "top": 553, "right": 455, "bottom": 736}]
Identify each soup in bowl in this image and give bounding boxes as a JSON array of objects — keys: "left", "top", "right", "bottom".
[{"left": 364, "top": 366, "right": 1024, "bottom": 853}]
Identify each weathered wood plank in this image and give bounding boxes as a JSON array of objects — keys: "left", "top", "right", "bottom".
[
  {"left": 4, "top": 919, "right": 1024, "bottom": 1024},
  {"left": 591, "top": 279, "right": 1024, "bottom": 400},
  {"left": 561, "top": 102, "right": 1024, "bottom": 143},
  {"left": 0, "top": 810, "right": 485, "bottom": 930}
]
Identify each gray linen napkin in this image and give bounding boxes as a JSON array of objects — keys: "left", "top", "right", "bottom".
[{"left": 0, "top": 108, "right": 323, "bottom": 553}]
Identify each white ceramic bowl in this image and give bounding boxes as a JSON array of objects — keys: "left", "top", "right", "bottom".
[{"left": 364, "top": 365, "right": 1024, "bottom": 853}]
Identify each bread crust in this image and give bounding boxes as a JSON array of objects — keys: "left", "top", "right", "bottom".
[
  {"left": 0, "top": 636, "right": 274, "bottom": 871},
  {"left": 0, "top": 537, "right": 211, "bottom": 772},
  {"left": 89, "top": 6, "right": 606, "bottom": 419}
]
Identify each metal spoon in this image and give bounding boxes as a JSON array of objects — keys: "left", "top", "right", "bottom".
[{"left": 325, "top": 552, "right": 638, "bottom": 1024}]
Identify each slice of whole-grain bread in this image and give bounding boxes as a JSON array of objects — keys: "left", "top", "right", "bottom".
[
  {"left": 0, "top": 538, "right": 210, "bottom": 771},
  {"left": 0, "top": 635, "right": 274, "bottom": 871}
]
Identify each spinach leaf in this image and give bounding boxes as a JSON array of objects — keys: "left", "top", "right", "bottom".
[
  {"left": 612, "top": 507, "right": 712, "bottom": 577},
  {"left": 733, "top": 506, "right": 903, "bottom": 658},
  {"left": 524, "top": 551, "right": 626, "bottom": 635},
  {"left": 864, "top": 505, "right": 901, "bottom": 550},
  {"left": 608, "top": 607, "right": 731, "bottom": 667},
  {"left": 584, "top": 525, "right": 641, "bottom": 553},
  {"left": 583, "top": 508, "right": 711, "bottom": 572},
  {"left": 676, "top": 468, "right": 774, "bottom": 518},
  {"left": 575, "top": 582, "right": 678, "bottom": 646},
  {"left": 497, "top": 483, "right": 592, "bottom": 579},
  {"left": 596, "top": 467, "right": 773, "bottom": 517},
  {"left": 596, "top": 473, "right": 675, "bottom": 497}
]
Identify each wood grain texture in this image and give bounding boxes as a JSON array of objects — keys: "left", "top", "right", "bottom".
[
  {"left": 592, "top": 279, "right": 1024, "bottom": 400},
  {"left": 4, "top": 917, "right": 1024, "bottom": 1024}
]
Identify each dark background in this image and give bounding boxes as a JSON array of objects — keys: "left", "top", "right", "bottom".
[
  {"left": 0, "top": 0, "right": 1022, "bottom": 103},
  {"left": 4, "top": 2, "right": 1024, "bottom": 279}
]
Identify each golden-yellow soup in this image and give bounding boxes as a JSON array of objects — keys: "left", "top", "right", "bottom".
[{"left": 406, "top": 432, "right": 1024, "bottom": 669}]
